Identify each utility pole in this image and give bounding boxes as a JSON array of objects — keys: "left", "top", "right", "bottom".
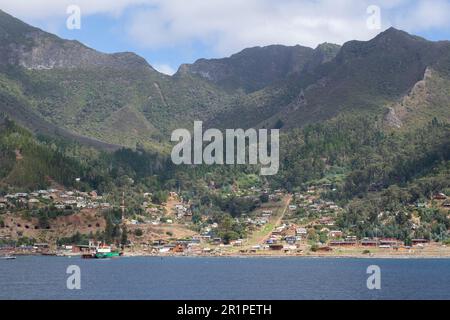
[
  {"left": 121, "top": 192, "right": 125, "bottom": 223},
  {"left": 120, "top": 191, "right": 126, "bottom": 251}
]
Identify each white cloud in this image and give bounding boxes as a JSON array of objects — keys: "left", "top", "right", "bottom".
[
  {"left": 391, "top": 0, "right": 450, "bottom": 32},
  {"left": 124, "top": 0, "right": 450, "bottom": 56},
  {"left": 0, "top": 0, "right": 147, "bottom": 19},
  {"left": 126, "top": 0, "right": 387, "bottom": 55},
  {"left": 1, "top": 0, "right": 449, "bottom": 59},
  {"left": 153, "top": 63, "right": 176, "bottom": 75}
]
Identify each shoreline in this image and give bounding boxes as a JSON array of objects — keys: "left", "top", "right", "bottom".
[
  {"left": 124, "top": 253, "right": 450, "bottom": 259},
  {"left": 7, "top": 252, "right": 450, "bottom": 259}
]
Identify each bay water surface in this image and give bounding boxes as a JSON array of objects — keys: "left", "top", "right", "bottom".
[{"left": 1, "top": 256, "right": 449, "bottom": 300}]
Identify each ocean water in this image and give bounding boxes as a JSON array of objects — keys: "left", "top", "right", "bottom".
[{"left": 0, "top": 256, "right": 449, "bottom": 300}]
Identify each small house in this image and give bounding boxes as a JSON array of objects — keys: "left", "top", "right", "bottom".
[
  {"left": 296, "top": 228, "right": 307, "bottom": 236},
  {"left": 269, "top": 244, "right": 284, "bottom": 251},
  {"left": 316, "top": 246, "right": 333, "bottom": 252},
  {"left": 328, "top": 230, "right": 343, "bottom": 238},
  {"left": 285, "top": 236, "right": 297, "bottom": 244},
  {"left": 361, "top": 239, "right": 378, "bottom": 247},
  {"left": 433, "top": 193, "right": 447, "bottom": 200},
  {"left": 377, "top": 239, "right": 400, "bottom": 248},
  {"left": 412, "top": 239, "right": 429, "bottom": 245},
  {"left": 172, "top": 244, "right": 184, "bottom": 253},
  {"left": 15, "top": 193, "right": 28, "bottom": 198}
]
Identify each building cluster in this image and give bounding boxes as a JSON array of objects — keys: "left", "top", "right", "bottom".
[{"left": 0, "top": 189, "right": 111, "bottom": 211}]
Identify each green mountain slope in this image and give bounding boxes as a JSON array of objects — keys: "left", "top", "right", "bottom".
[
  {"left": 0, "top": 9, "right": 449, "bottom": 154},
  {"left": 0, "top": 9, "right": 233, "bottom": 150},
  {"left": 208, "top": 28, "right": 450, "bottom": 130}
]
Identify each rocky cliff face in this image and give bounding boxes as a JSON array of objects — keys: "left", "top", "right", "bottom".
[
  {"left": 6, "top": 32, "right": 152, "bottom": 71},
  {"left": 178, "top": 44, "right": 336, "bottom": 93},
  {"left": 386, "top": 67, "right": 450, "bottom": 128},
  {"left": 384, "top": 107, "right": 403, "bottom": 128},
  {"left": 0, "top": 10, "right": 153, "bottom": 71},
  {"left": 302, "top": 43, "right": 341, "bottom": 73}
]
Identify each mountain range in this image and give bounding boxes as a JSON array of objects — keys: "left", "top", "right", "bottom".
[{"left": 0, "top": 9, "right": 449, "bottom": 151}]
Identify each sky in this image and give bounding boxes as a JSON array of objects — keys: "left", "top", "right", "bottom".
[{"left": 1, "top": 0, "right": 450, "bottom": 75}]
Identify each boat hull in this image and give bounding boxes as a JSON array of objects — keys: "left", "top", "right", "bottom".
[
  {"left": 1, "top": 256, "right": 16, "bottom": 260},
  {"left": 95, "top": 252, "right": 121, "bottom": 259}
]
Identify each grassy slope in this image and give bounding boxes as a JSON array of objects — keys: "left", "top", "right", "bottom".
[{"left": 0, "top": 63, "right": 234, "bottom": 150}]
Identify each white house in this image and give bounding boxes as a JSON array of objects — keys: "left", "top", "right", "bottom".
[{"left": 296, "top": 228, "right": 307, "bottom": 236}]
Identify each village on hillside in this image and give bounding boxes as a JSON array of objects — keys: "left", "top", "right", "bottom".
[{"left": 1, "top": 183, "right": 450, "bottom": 258}]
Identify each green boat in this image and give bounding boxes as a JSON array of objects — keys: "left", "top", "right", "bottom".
[
  {"left": 95, "top": 251, "right": 121, "bottom": 259},
  {"left": 94, "top": 244, "right": 122, "bottom": 259}
]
